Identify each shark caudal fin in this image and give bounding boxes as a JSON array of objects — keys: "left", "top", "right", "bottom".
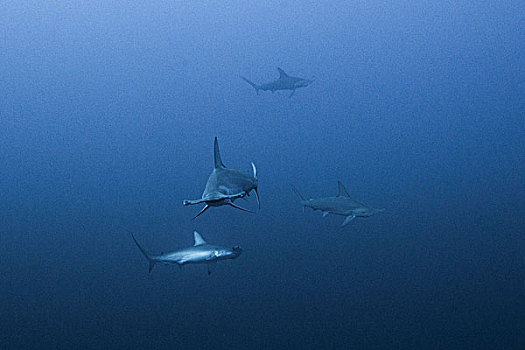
[
  {"left": 291, "top": 184, "right": 308, "bottom": 212},
  {"left": 214, "top": 137, "right": 226, "bottom": 169},
  {"left": 241, "top": 76, "right": 260, "bottom": 94},
  {"left": 131, "top": 234, "right": 156, "bottom": 273},
  {"left": 290, "top": 184, "right": 305, "bottom": 201}
]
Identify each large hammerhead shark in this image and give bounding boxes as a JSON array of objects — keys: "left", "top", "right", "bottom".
[
  {"left": 291, "top": 181, "right": 385, "bottom": 226},
  {"left": 183, "top": 137, "right": 259, "bottom": 219},
  {"left": 132, "top": 231, "right": 242, "bottom": 275},
  {"left": 241, "top": 68, "right": 314, "bottom": 97}
]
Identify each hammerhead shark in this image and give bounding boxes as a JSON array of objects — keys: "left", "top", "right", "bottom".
[
  {"left": 291, "top": 181, "right": 385, "bottom": 226},
  {"left": 132, "top": 231, "right": 242, "bottom": 275},
  {"left": 241, "top": 68, "right": 314, "bottom": 97},
  {"left": 183, "top": 137, "right": 259, "bottom": 219}
]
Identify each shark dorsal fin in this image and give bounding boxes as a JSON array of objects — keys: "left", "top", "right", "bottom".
[
  {"left": 277, "top": 67, "right": 289, "bottom": 79},
  {"left": 193, "top": 231, "right": 207, "bottom": 246},
  {"left": 214, "top": 137, "right": 226, "bottom": 169},
  {"left": 337, "top": 181, "right": 350, "bottom": 197}
]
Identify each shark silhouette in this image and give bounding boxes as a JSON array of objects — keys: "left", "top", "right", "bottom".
[
  {"left": 291, "top": 181, "right": 385, "bottom": 226},
  {"left": 241, "top": 68, "right": 314, "bottom": 98},
  {"left": 183, "top": 137, "right": 259, "bottom": 219},
  {"left": 132, "top": 231, "right": 242, "bottom": 275}
]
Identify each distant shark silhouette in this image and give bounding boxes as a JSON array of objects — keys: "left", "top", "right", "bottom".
[
  {"left": 241, "top": 68, "right": 314, "bottom": 97},
  {"left": 291, "top": 181, "right": 385, "bottom": 226},
  {"left": 183, "top": 137, "right": 259, "bottom": 219},
  {"left": 132, "top": 231, "right": 242, "bottom": 275}
]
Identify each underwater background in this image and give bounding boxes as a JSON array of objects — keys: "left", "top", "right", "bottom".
[{"left": 1, "top": 1, "right": 524, "bottom": 349}]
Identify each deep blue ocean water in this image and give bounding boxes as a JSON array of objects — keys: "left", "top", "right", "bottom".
[{"left": 1, "top": 1, "right": 524, "bottom": 349}]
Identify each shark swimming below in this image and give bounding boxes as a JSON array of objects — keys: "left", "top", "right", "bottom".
[
  {"left": 241, "top": 68, "right": 314, "bottom": 98},
  {"left": 132, "top": 231, "right": 242, "bottom": 275},
  {"left": 291, "top": 181, "right": 385, "bottom": 226},
  {"left": 183, "top": 137, "right": 259, "bottom": 219}
]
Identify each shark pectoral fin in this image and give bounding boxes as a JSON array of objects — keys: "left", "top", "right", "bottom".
[
  {"left": 289, "top": 89, "right": 296, "bottom": 98},
  {"left": 254, "top": 187, "right": 260, "bottom": 209},
  {"left": 228, "top": 202, "right": 254, "bottom": 214},
  {"left": 322, "top": 211, "right": 329, "bottom": 218},
  {"left": 192, "top": 205, "right": 210, "bottom": 220},
  {"left": 342, "top": 215, "right": 356, "bottom": 227}
]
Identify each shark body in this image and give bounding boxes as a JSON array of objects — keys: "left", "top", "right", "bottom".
[
  {"left": 183, "top": 137, "right": 259, "bottom": 219},
  {"left": 132, "top": 231, "right": 242, "bottom": 275},
  {"left": 291, "top": 181, "right": 385, "bottom": 226},
  {"left": 241, "top": 68, "right": 314, "bottom": 97}
]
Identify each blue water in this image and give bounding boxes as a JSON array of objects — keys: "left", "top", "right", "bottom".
[{"left": 1, "top": 1, "right": 524, "bottom": 349}]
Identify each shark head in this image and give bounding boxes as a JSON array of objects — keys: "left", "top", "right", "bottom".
[
  {"left": 184, "top": 138, "right": 260, "bottom": 218},
  {"left": 295, "top": 76, "right": 315, "bottom": 89},
  {"left": 353, "top": 207, "right": 385, "bottom": 217},
  {"left": 216, "top": 246, "right": 242, "bottom": 260},
  {"left": 232, "top": 246, "right": 243, "bottom": 258},
  {"left": 206, "top": 246, "right": 242, "bottom": 275}
]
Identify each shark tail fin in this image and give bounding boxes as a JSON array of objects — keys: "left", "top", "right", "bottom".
[
  {"left": 214, "top": 137, "right": 226, "bottom": 169},
  {"left": 290, "top": 184, "right": 305, "bottom": 201},
  {"left": 241, "top": 76, "right": 259, "bottom": 94},
  {"left": 132, "top": 234, "right": 155, "bottom": 273}
]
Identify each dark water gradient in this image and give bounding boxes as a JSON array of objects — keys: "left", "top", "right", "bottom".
[{"left": 1, "top": 1, "right": 524, "bottom": 349}]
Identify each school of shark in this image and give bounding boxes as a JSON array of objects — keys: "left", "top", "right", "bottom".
[{"left": 133, "top": 102, "right": 385, "bottom": 274}]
